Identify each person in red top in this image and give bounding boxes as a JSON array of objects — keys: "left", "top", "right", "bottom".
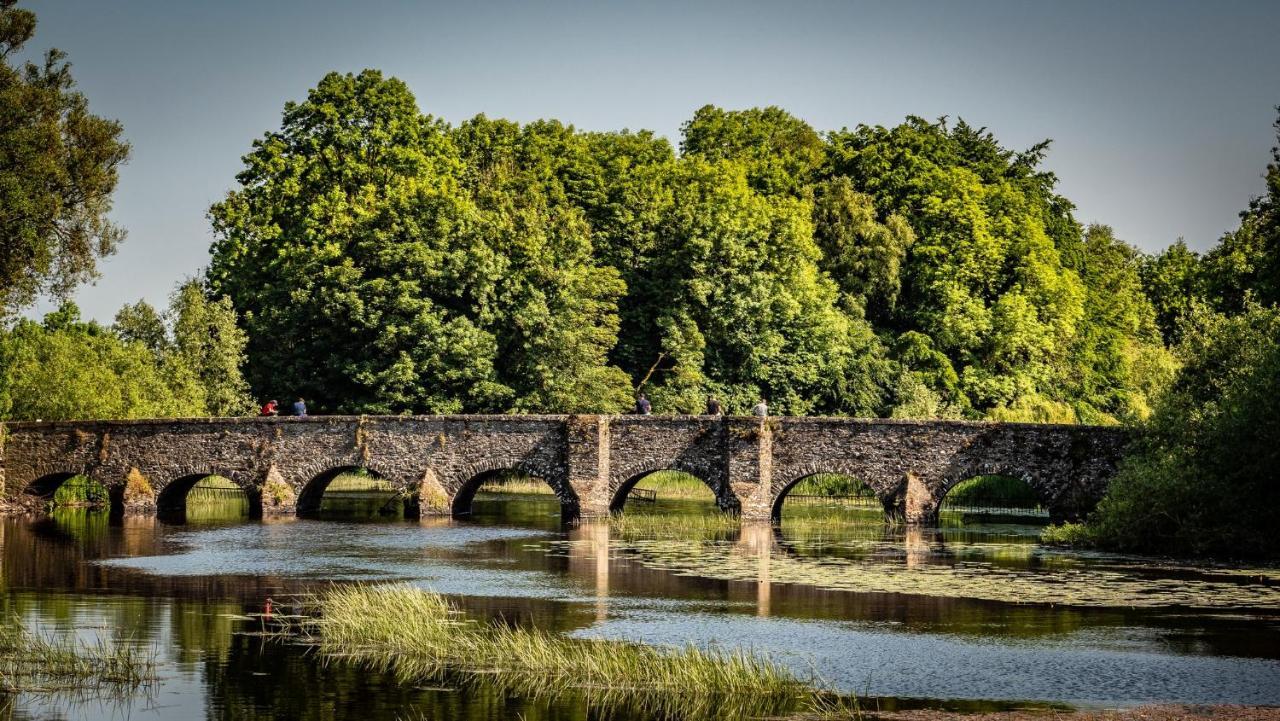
[{"left": 260, "top": 400, "right": 279, "bottom": 416}]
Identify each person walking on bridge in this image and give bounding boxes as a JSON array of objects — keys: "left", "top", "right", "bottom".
[
  {"left": 705, "top": 396, "right": 723, "bottom": 416},
  {"left": 752, "top": 398, "right": 768, "bottom": 417}
]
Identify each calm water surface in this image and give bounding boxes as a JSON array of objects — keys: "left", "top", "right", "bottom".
[{"left": 3, "top": 493, "right": 1279, "bottom": 720}]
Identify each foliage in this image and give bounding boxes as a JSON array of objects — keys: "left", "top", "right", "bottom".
[
  {"left": 166, "top": 281, "right": 254, "bottom": 416},
  {"left": 0, "top": 286, "right": 253, "bottom": 420},
  {"left": 50, "top": 474, "right": 107, "bottom": 507},
  {"left": 201, "top": 71, "right": 1184, "bottom": 420},
  {"left": 0, "top": 1, "right": 130, "bottom": 318},
  {"left": 1, "top": 303, "right": 198, "bottom": 420},
  {"left": 1079, "top": 305, "right": 1280, "bottom": 557},
  {"left": 208, "top": 72, "right": 631, "bottom": 414}
]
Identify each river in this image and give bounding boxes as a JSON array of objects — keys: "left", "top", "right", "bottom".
[{"left": 2, "top": 487, "right": 1279, "bottom": 720}]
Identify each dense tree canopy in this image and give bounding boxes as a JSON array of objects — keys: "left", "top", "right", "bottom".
[
  {"left": 0, "top": 283, "right": 252, "bottom": 421},
  {"left": 0, "top": 0, "right": 129, "bottom": 318},
  {"left": 206, "top": 71, "right": 1179, "bottom": 420}
]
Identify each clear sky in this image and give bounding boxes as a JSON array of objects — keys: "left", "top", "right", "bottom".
[{"left": 22, "top": 0, "right": 1280, "bottom": 322}]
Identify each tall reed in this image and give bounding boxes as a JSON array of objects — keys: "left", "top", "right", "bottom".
[
  {"left": 0, "top": 621, "right": 156, "bottom": 693},
  {"left": 310, "top": 584, "right": 806, "bottom": 719}
]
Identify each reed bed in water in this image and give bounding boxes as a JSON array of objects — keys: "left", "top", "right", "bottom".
[
  {"left": 310, "top": 585, "right": 807, "bottom": 718},
  {"left": 0, "top": 622, "right": 156, "bottom": 693}
]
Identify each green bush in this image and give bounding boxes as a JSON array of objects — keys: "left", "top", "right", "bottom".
[{"left": 1081, "top": 305, "right": 1280, "bottom": 558}]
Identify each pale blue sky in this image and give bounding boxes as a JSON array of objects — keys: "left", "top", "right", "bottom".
[{"left": 23, "top": 0, "right": 1280, "bottom": 321}]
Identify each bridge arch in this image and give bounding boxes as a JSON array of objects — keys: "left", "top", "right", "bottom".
[
  {"left": 23, "top": 470, "right": 83, "bottom": 500},
  {"left": 156, "top": 471, "right": 258, "bottom": 519},
  {"left": 769, "top": 461, "right": 904, "bottom": 522},
  {"left": 936, "top": 467, "right": 1049, "bottom": 522},
  {"left": 937, "top": 458, "right": 1054, "bottom": 520},
  {"left": 450, "top": 458, "right": 577, "bottom": 521},
  {"left": 608, "top": 464, "right": 736, "bottom": 514},
  {"left": 295, "top": 465, "right": 408, "bottom": 518},
  {"left": 770, "top": 470, "right": 894, "bottom": 523}
]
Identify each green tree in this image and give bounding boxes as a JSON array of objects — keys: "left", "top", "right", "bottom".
[
  {"left": 1, "top": 303, "right": 200, "bottom": 421},
  {"left": 168, "top": 280, "right": 254, "bottom": 416},
  {"left": 113, "top": 299, "right": 168, "bottom": 355},
  {"left": 0, "top": 1, "right": 129, "bottom": 317},
  {"left": 209, "top": 71, "right": 630, "bottom": 414},
  {"left": 1083, "top": 305, "right": 1280, "bottom": 557},
  {"left": 680, "top": 105, "right": 825, "bottom": 196},
  {"left": 827, "top": 117, "right": 1088, "bottom": 419},
  {"left": 1139, "top": 239, "right": 1203, "bottom": 344},
  {"left": 1068, "top": 225, "right": 1176, "bottom": 423},
  {"left": 811, "top": 176, "right": 915, "bottom": 322},
  {"left": 1199, "top": 110, "right": 1280, "bottom": 313},
  {"left": 622, "top": 158, "right": 892, "bottom": 414}
]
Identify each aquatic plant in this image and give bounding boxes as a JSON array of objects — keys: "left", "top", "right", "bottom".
[
  {"left": 0, "top": 620, "right": 156, "bottom": 693},
  {"left": 309, "top": 585, "right": 807, "bottom": 719}
]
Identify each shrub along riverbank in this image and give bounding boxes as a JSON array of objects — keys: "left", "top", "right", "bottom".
[{"left": 1042, "top": 305, "right": 1280, "bottom": 559}]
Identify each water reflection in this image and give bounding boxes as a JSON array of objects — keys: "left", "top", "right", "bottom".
[{"left": 2, "top": 488, "right": 1280, "bottom": 718}]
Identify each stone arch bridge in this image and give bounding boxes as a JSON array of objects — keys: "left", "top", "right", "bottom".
[{"left": 0, "top": 416, "right": 1130, "bottom": 524}]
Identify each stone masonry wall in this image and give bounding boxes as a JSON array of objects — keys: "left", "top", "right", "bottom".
[{"left": 0, "top": 416, "right": 1130, "bottom": 523}]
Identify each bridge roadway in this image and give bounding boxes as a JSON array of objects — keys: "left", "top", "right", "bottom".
[{"left": 0, "top": 415, "right": 1129, "bottom": 523}]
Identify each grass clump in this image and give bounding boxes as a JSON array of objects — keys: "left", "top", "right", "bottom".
[
  {"left": 0, "top": 621, "right": 156, "bottom": 693},
  {"left": 608, "top": 511, "right": 741, "bottom": 540},
  {"left": 310, "top": 585, "right": 806, "bottom": 719},
  {"left": 1040, "top": 521, "right": 1096, "bottom": 547},
  {"left": 631, "top": 471, "right": 716, "bottom": 500},
  {"left": 50, "top": 475, "right": 108, "bottom": 508}
]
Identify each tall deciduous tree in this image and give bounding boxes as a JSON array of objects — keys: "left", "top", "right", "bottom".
[
  {"left": 0, "top": 1, "right": 129, "bottom": 317},
  {"left": 209, "top": 71, "right": 631, "bottom": 414},
  {"left": 1199, "top": 108, "right": 1280, "bottom": 313}
]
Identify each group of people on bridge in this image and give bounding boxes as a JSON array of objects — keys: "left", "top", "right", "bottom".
[
  {"left": 633, "top": 393, "right": 769, "bottom": 417},
  {"left": 259, "top": 398, "right": 307, "bottom": 417}
]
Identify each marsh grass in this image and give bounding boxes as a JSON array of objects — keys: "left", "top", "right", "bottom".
[
  {"left": 309, "top": 585, "right": 807, "bottom": 719},
  {"left": 608, "top": 511, "right": 741, "bottom": 540},
  {"left": 476, "top": 476, "right": 555, "bottom": 496},
  {"left": 631, "top": 471, "right": 716, "bottom": 500},
  {"left": 50, "top": 475, "right": 109, "bottom": 508},
  {"left": 0, "top": 621, "right": 156, "bottom": 694}
]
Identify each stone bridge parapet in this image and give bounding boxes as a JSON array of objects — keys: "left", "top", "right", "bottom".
[{"left": 0, "top": 415, "right": 1131, "bottom": 523}]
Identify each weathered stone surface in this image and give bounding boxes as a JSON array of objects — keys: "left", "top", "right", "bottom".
[{"left": 0, "top": 415, "right": 1131, "bottom": 523}]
